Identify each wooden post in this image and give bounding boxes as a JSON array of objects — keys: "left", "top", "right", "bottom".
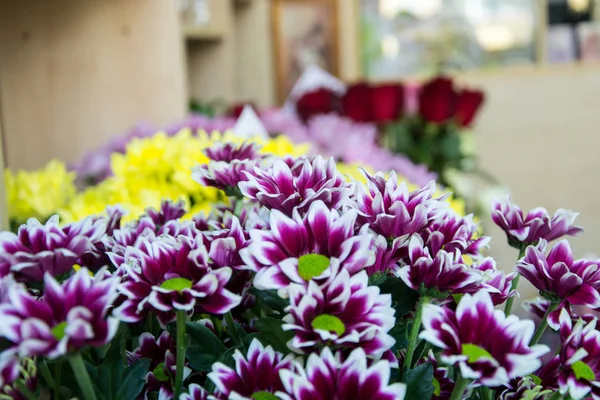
[{"left": 0, "top": 90, "right": 9, "bottom": 231}]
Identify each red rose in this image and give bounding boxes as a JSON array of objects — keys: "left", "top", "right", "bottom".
[
  {"left": 455, "top": 89, "right": 485, "bottom": 128},
  {"left": 371, "top": 83, "right": 404, "bottom": 123},
  {"left": 341, "top": 83, "right": 373, "bottom": 122},
  {"left": 230, "top": 103, "right": 255, "bottom": 118},
  {"left": 418, "top": 76, "right": 458, "bottom": 124},
  {"left": 295, "top": 88, "right": 337, "bottom": 122}
]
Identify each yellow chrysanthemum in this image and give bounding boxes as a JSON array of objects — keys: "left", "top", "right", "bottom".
[{"left": 5, "top": 160, "right": 76, "bottom": 224}]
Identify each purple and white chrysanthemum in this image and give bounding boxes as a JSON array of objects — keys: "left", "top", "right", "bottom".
[
  {"left": 278, "top": 347, "right": 406, "bottom": 400},
  {"left": 0, "top": 353, "right": 37, "bottom": 400},
  {"left": 517, "top": 239, "right": 600, "bottom": 317},
  {"left": 180, "top": 384, "right": 211, "bottom": 400},
  {"left": 239, "top": 156, "right": 351, "bottom": 215},
  {"left": 282, "top": 269, "right": 395, "bottom": 358},
  {"left": 0, "top": 215, "right": 103, "bottom": 282},
  {"left": 241, "top": 200, "right": 374, "bottom": 292},
  {"left": 111, "top": 235, "right": 241, "bottom": 326},
  {"left": 469, "top": 257, "right": 518, "bottom": 306},
  {"left": 0, "top": 268, "right": 119, "bottom": 358},
  {"left": 192, "top": 141, "right": 264, "bottom": 191},
  {"left": 396, "top": 235, "right": 481, "bottom": 296},
  {"left": 208, "top": 338, "right": 294, "bottom": 399},
  {"left": 492, "top": 197, "right": 584, "bottom": 247},
  {"left": 67, "top": 206, "right": 125, "bottom": 272},
  {"left": 499, "top": 377, "right": 554, "bottom": 400},
  {"left": 523, "top": 297, "right": 597, "bottom": 330},
  {"left": 146, "top": 200, "right": 187, "bottom": 227},
  {"left": 501, "top": 355, "right": 560, "bottom": 399},
  {"left": 420, "top": 213, "right": 490, "bottom": 260},
  {"left": 557, "top": 309, "right": 600, "bottom": 399},
  {"left": 354, "top": 171, "right": 446, "bottom": 240},
  {"left": 127, "top": 330, "right": 190, "bottom": 399},
  {"left": 420, "top": 290, "right": 549, "bottom": 387}
]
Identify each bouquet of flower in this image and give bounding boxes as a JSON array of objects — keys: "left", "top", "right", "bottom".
[
  {"left": 0, "top": 129, "right": 595, "bottom": 400},
  {"left": 293, "top": 75, "right": 485, "bottom": 187}
]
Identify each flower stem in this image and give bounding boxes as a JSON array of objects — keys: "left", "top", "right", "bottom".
[
  {"left": 233, "top": 199, "right": 243, "bottom": 218},
  {"left": 530, "top": 301, "right": 559, "bottom": 345},
  {"left": 174, "top": 310, "right": 188, "bottom": 398},
  {"left": 449, "top": 374, "right": 470, "bottom": 400},
  {"left": 403, "top": 296, "right": 429, "bottom": 375},
  {"left": 504, "top": 247, "right": 527, "bottom": 315},
  {"left": 15, "top": 380, "right": 37, "bottom": 400},
  {"left": 67, "top": 353, "right": 97, "bottom": 400},
  {"left": 54, "top": 359, "right": 62, "bottom": 400},
  {"left": 478, "top": 386, "right": 492, "bottom": 400},
  {"left": 225, "top": 311, "right": 241, "bottom": 345}
]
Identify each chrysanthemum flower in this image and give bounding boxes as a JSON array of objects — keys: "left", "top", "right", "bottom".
[
  {"left": 469, "top": 257, "right": 517, "bottom": 306},
  {"left": 127, "top": 331, "right": 190, "bottom": 399},
  {"left": 499, "top": 377, "right": 554, "bottom": 400},
  {"left": 420, "top": 213, "right": 489, "bottom": 260},
  {"left": 5, "top": 159, "right": 76, "bottom": 225},
  {"left": 192, "top": 141, "right": 263, "bottom": 191},
  {"left": 180, "top": 384, "right": 211, "bottom": 400},
  {"left": 0, "top": 268, "right": 119, "bottom": 358},
  {"left": 112, "top": 235, "right": 241, "bottom": 326},
  {"left": 492, "top": 197, "right": 583, "bottom": 247},
  {"left": 282, "top": 269, "right": 395, "bottom": 358},
  {"left": 420, "top": 291, "right": 549, "bottom": 387},
  {"left": 0, "top": 215, "right": 104, "bottom": 282},
  {"left": 208, "top": 339, "right": 294, "bottom": 399},
  {"left": 278, "top": 347, "right": 406, "bottom": 400},
  {"left": 239, "top": 156, "right": 351, "bottom": 215},
  {"left": 517, "top": 239, "right": 600, "bottom": 315},
  {"left": 242, "top": 200, "right": 374, "bottom": 292},
  {"left": 396, "top": 235, "right": 481, "bottom": 296},
  {"left": 500, "top": 356, "right": 559, "bottom": 400},
  {"left": 354, "top": 171, "right": 446, "bottom": 240},
  {"left": 145, "top": 200, "right": 187, "bottom": 227},
  {"left": 557, "top": 309, "right": 600, "bottom": 399},
  {"left": 0, "top": 353, "right": 37, "bottom": 400}
]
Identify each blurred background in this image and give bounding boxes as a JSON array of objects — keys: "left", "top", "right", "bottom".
[{"left": 1, "top": 0, "right": 599, "bottom": 300}]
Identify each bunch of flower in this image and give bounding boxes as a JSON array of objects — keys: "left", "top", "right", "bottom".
[
  {"left": 4, "top": 159, "right": 76, "bottom": 228},
  {"left": 68, "top": 107, "right": 437, "bottom": 190},
  {"left": 2, "top": 132, "right": 595, "bottom": 400},
  {"left": 294, "top": 75, "right": 486, "bottom": 186}
]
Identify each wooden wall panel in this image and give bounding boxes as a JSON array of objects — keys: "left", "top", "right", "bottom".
[{"left": 0, "top": 0, "right": 187, "bottom": 169}]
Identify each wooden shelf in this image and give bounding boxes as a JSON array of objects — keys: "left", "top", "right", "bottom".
[{"left": 183, "top": 26, "right": 224, "bottom": 41}]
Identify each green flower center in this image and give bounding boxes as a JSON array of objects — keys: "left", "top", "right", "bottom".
[
  {"left": 311, "top": 314, "right": 345, "bottom": 336},
  {"left": 462, "top": 343, "right": 493, "bottom": 363},
  {"left": 51, "top": 322, "right": 68, "bottom": 340},
  {"left": 298, "top": 254, "right": 330, "bottom": 281},
  {"left": 152, "top": 362, "right": 169, "bottom": 382},
  {"left": 251, "top": 392, "right": 278, "bottom": 400},
  {"left": 573, "top": 360, "right": 596, "bottom": 381},
  {"left": 160, "top": 277, "right": 193, "bottom": 292}
]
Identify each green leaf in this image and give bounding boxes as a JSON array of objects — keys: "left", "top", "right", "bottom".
[
  {"left": 572, "top": 360, "right": 596, "bottom": 381},
  {"left": 527, "top": 374, "right": 542, "bottom": 386},
  {"left": 254, "top": 317, "right": 294, "bottom": 354},
  {"left": 389, "top": 324, "right": 408, "bottom": 351},
  {"left": 378, "top": 276, "right": 419, "bottom": 317},
  {"left": 115, "top": 358, "right": 151, "bottom": 400},
  {"left": 404, "top": 363, "right": 434, "bottom": 400},
  {"left": 452, "top": 294, "right": 463, "bottom": 304},
  {"left": 432, "top": 377, "right": 441, "bottom": 397},
  {"left": 95, "top": 331, "right": 127, "bottom": 400},
  {"left": 249, "top": 288, "right": 289, "bottom": 313},
  {"left": 462, "top": 344, "right": 493, "bottom": 363},
  {"left": 186, "top": 321, "right": 228, "bottom": 371}
]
